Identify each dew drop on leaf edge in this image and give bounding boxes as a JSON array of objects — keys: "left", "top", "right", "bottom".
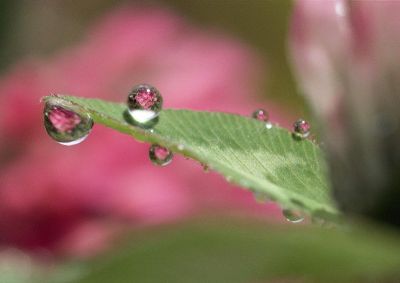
[
  {"left": 126, "top": 84, "right": 162, "bottom": 128},
  {"left": 43, "top": 100, "right": 93, "bottom": 146},
  {"left": 292, "top": 118, "right": 311, "bottom": 140},
  {"left": 149, "top": 144, "right": 173, "bottom": 166},
  {"left": 252, "top": 109, "right": 274, "bottom": 130}
]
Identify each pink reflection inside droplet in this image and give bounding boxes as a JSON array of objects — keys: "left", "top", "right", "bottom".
[
  {"left": 299, "top": 121, "right": 310, "bottom": 133},
  {"left": 48, "top": 106, "right": 81, "bottom": 133},
  {"left": 135, "top": 89, "right": 157, "bottom": 109},
  {"left": 154, "top": 146, "right": 170, "bottom": 160},
  {"left": 255, "top": 110, "right": 268, "bottom": 121}
]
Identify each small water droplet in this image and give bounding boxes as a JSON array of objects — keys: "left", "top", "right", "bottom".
[
  {"left": 177, "top": 144, "right": 185, "bottom": 151},
  {"left": 43, "top": 100, "right": 93, "bottom": 146},
  {"left": 282, "top": 209, "right": 304, "bottom": 223},
  {"left": 252, "top": 109, "right": 269, "bottom": 122},
  {"left": 126, "top": 84, "right": 162, "bottom": 128},
  {"left": 253, "top": 192, "right": 269, "bottom": 203},
  {"left": 292, "top": 119, "right": 311, "bottom": 139},
  {"left": 149, "top": 144, "right": 173, "bottom": 166}
]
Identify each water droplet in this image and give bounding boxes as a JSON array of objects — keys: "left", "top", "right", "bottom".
[
  {"left": 126, "top": 84, "right": 162, "bottom": 128},
  {"left": 282, "top": 209, "right": 305, "bottom": 223},
  {"left": 177, "top": 144, "right": 185, "bottom": 151},
  {"left": 292, "top": 119, "right": 311, "bottom": 139},
  {"left": 252, "top": 109, "right": 274, "bottom": 130},
  {"left": 254, "top": 192, "right": 269, "bottom": 203},
  {"left": 252, "top": 109, "right": 269, "bottom": 122},
  {"left": 149, "top": 144, "right": 173, "bottom": 166},
  {"left": 43, "top": 100, "right": 93, "bottom": 146}
]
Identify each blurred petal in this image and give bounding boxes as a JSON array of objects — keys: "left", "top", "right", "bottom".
[{"left": 289, "top": 0, "right": 400, "bottom": 225}]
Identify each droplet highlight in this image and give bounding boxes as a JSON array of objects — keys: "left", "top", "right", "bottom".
[
  {"left": 149, "top": 144, "right": 173, "bottom": 166},
  {"left": 43, "top": 100, "right": 93, "bottom": 146},
  {"left": 292, "top": 119, "right": 311, "bottom": 139},
  {"left": 282, "top": 209, "right": 305, "bottom": 223},
  {"left": 126, "top": 84, "right": 163, "bottom": 128}
]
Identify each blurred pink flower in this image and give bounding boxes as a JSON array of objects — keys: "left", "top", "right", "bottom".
[
  {"left": 0, "top": 6, "right": 285, "bottom": 257},
  {"left": 289, "top": 1, "right": 400, "bottom": 224}
]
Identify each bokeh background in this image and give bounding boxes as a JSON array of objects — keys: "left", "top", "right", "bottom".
[{"left": 0, "top": 1, "right": 311, "bottom": 282}]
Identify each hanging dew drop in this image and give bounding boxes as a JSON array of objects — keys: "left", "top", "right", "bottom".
[
  {"left": 126, "top": 84, "right": 162, "bottom": 128},
  {"left": 43, "top": 99, "right": 93, "bottom": 146},
  {"left": 149, "top": 144, "right": 173, "bottom": 166},
  {"left": 292, "top": 119, "right": 311, "bottom": 140},
  {"left": 282, "top": 209, "right": 305, "bottom": 223}
]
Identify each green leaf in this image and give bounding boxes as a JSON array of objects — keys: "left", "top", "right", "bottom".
[
  {"left": 72, "top": 218, "right": 400, "bottom": 283},
  {"left": 43, "top": 95, "right": 338, "bottom": 219}
]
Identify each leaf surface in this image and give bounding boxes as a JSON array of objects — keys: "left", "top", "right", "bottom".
[{"left": 43, "top": 95, "right": 338, "bottom": 218}]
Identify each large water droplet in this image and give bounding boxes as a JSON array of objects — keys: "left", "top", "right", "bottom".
[
  {"left": 292, "top": 119, "right": 311, "bottom": 139},
  {"left": 126, "top": 84, "right": 162, "bottom": 128},
  {"left": 252, "top": 109, "right": 269, "bottom": 122},
  {"left": 149, "top": 144, "right": 173, "bottom": 166},
  {"left": 282, "top": 209, "right": 305, "bottom": 223},
  {"left": 43, "top": 99, "right": 93, "bottom": 146}
]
